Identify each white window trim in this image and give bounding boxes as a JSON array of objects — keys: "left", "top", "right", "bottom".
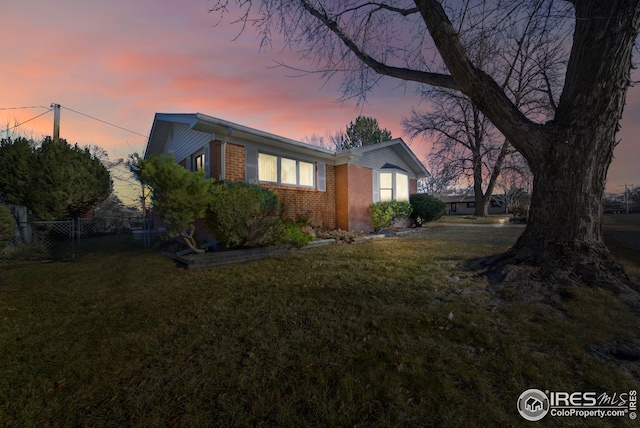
[{"left": 373, "top": 170, "right": 410, "bottom": 202}]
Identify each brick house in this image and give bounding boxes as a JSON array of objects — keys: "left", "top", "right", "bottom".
[{"left": 145, "top": 113, "right": 429, "bottom": 232}]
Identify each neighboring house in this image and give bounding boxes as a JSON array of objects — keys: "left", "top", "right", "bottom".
[
  {"left": 145, "top": 113, "right": 429, "bottom": 232},
  {"left": 440, "top": 194, "right": 507, "bottom": 215}
]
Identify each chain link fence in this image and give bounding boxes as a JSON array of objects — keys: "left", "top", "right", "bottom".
[
  {"left": 0, "top": 214, "right": 159, "bottom": 266},
  {"left": 0, "top": 220, "right": 75, "bottom": 265}
]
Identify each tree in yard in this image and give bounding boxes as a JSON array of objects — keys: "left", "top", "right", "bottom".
[
  {"left": 0, "top": 136, "right": 112, "bottom": 220},
  {"left": 405, "top": 88, "right": 519, "bottom": 217},
  {"left": 134, "top": 154, "right": 214, "bottom": 253},
  {"left": 404, "top": 9, "right": 560, "bottom": 217},
  {"left": 210, "top": 0, "right": 640, "bottom": 294},
  {"left": 303, "top": 115, "right": 392, "bottom": 150},
  {"left": 340, "top": 115, "right": 393, "bottom": 150}
]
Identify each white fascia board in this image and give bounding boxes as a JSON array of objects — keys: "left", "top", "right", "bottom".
[{"left": 192, "top": 113, "right": 337, "bottom": 162}]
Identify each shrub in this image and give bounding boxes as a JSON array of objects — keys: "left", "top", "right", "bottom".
[
  {"left": 206, "top": 181, "right": 282, "bottom": 249},
  {"left": 271, "top": 218, "right": 314, "bottom": 247},
  {"left": 315, "top": 229, "right": 360, "bottom": 243},
  {"left": 137, "top": 153, "right": 214, "bottom": 252},
  {"left": 367, "top": 200, "right": 413, "bottom": 231},
  {"left": 0, "top": 205, "right": 15, "bottom": 247},
  {"left": 409, "top": 193, "right": 446, "bottom": 226}
]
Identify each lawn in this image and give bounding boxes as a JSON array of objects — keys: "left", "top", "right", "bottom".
[{"left": 0, "top": 225, "right": 638, "bottom": 427}]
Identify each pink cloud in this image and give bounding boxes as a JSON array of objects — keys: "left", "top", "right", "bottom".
[{"left": 0, "top": 0, "right": 637, "bottom": 196}]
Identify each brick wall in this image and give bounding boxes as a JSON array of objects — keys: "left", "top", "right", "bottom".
[
  {"left": 347, "top": 164, "right": 373, "bottom": 232},
  {"left": 223, "top": 142, "right": 336, "bottom": 229},
  {"left": 335, "top": 164, "right": 349, "bottom": 230},
  {"left": 261, "top": 164, "right": 336, "bottom": 230},
  {"left": 224, "top": 143, "right": 245, "bottom": 181},
  {"left": 335, "top": 163, "right": 374, "bottom": 232},
  {"left": 410, "top": 178, "right": 418, "bottom": 195}
]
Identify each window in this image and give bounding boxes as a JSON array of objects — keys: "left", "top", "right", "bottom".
[
  {"left": 193, "top": 152, "right": 205, "bottom": 172},
  {"left": 258, "top": 153, "right": 278, "bottom": 182},
  {"left": 299, "top": 161, "right": 314, "bottom": 187},
  {"left": 395, "top": 173, "right": 409, "bottom": 201},
  {"left": 258, "top": 152, "right": 315, "bottom": 187},
  {"left": 377, "top": 171, "right": 409, "bottom": 202},
  {"left": 467, "top": 202, "right": 475, "bottom": 208},
  {"left": 281, "top": 157, "right": 297, "bottom": 185},
  {"left": 380, "top": 172, "right": 394, "bottom": 202}
]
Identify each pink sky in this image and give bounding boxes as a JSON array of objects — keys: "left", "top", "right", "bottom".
[{"left": 1, "top": 1, "right": 638, "bottom": 205}]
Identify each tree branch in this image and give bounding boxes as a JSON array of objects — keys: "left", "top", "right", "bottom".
[
  {"left": 299, "top": 0, "right": 459, "bottom": 90},
  {"left": 414, "top": 0, "right": 545, "bottom": 161}
]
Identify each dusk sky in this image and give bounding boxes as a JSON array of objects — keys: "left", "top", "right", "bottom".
[{"left": 1, "top": 1, "right": 639, "bottom": 206}]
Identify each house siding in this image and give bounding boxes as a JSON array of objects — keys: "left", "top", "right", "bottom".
[
  {"left": 165, "top": 123, "right": 211, "bottom": 163},
  {"left": 349, "top": 146, "right": 420, "bottom": 179}
]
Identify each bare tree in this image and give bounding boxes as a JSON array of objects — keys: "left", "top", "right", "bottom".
[
  {"left": 417, "top": 172, "right": 458, "bottom": 197},
  {"left": 210, "top": 0, "right": 640, "bottom": 292},
  {"left": 405, "top": 88, "right": 517, "bottom": 216},
  {"left": 405, "top": 8, "right": 562, "bottom": 217}
]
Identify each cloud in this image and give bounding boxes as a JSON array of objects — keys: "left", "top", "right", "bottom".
[{"left": 1, "top": 0, "right": 637, "bottom": 194}]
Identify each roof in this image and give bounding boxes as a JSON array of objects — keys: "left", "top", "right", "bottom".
[
  {"left": 145, "top": 113, "right": 429, "bottom": 177},
  {"left": 334, "top": 138, "right": 429, "bottom": 177}
]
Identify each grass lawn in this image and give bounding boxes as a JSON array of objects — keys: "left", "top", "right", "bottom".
[
  {"left": 1, "top": 225, "right": 638, "bottom": 427},
  {"left": 436, "top": 215, "right": 512, "bottom": 224}
]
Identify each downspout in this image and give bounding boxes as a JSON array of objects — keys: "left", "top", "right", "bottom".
[{"left": 220, "top": 126, "right": 233, "bottom": 180}]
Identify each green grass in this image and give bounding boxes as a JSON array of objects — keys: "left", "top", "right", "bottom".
[{"left": 0, "top": 226, "right": 638, "bottom": 427}]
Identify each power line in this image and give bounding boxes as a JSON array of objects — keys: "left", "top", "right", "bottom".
[
  {"left": 3, "top": 108, "right": 53, "bottom": 132},
  {"left": 0, "top": 105, "right": 49, "bottom": 111},
  {"left": 60, "top": 105, "right": 149, "bottom": 139}
]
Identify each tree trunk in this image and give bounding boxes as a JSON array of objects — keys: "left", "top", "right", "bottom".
[
  {"left": 490, "top": 124, "right": 635, "bottom": 295},
  {"left": 484, "top": 1, "right": 640, "bottom": 295}
]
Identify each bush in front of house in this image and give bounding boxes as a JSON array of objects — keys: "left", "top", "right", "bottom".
[
  {"left": 368, "top": 200, "right": 413, "bottom": 231},
  {"left": 206, "top": 181, "right": 281, "bottom": 249},
  {"left": 271, "top": 217, "right": 314, "bottom": 248},
  {"left": 206, "top": 182, "right": 312, "bottom": 249},
  {"left": 409, "top": 193, "right": 446, "bottom": 226}
]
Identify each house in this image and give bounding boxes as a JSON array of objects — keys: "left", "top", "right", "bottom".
[
  {"left": 144, "top": 113, "right": 429, "bottom": 232},
  {"left": 439, "top": 194, "right": 508, "bottom": 215}
]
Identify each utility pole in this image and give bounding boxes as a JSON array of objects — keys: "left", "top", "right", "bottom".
[
  {"left": 618, "top": 183, "right": 634, "bottom": 214},
  {"left": 51, "top": 103, "right": 60, "bottom": 143}
]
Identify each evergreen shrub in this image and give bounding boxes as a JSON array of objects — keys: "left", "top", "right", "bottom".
[
  {"left": 368, "top": 200, "right": 413, "bottom": 230},
  {"left": 409, "top": 193, "right": 446, "bottom": 226}
]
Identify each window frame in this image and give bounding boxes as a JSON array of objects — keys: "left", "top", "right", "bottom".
[
  {"left": 375, "top": 170, "right": 409, "bottom": 202},
  {"left": 192, "top": 150, "right": 205, "bottom": 172},
  {"left": 257, "top": 152, "right": 316, "bottom": 188}
]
